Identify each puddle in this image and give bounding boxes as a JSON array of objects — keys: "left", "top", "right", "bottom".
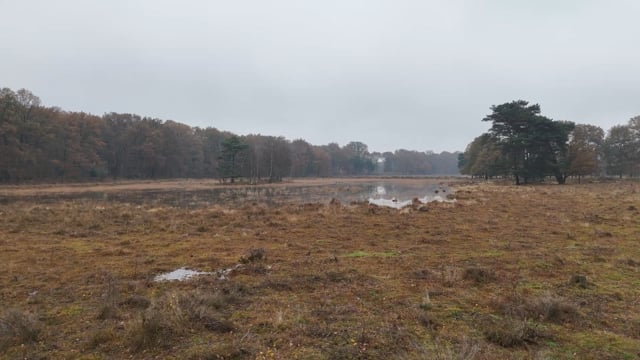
[
  {"left": 367, "top": 183, "right": 454, "bottom": 209},
  {"left": 154, "top": 264, "right": 247, "bottom": 282},
  {"left": 368, "top": 198, "right": 414, "bottom": 209},
  {"left": 154, "top": 267, "right": 212, "bottom": 281}
]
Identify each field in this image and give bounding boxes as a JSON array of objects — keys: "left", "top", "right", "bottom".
[{"left": 1, "top": 178, "right": 639, "bottom": 359}]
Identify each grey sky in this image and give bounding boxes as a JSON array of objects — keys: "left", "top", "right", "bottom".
[{"left": 1, "top": 1, "right": 639, "bottom": 153}]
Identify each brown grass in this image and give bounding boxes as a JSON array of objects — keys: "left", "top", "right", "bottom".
[
  {"left": 0, "top": 309, "right": 41, "bottom": 350},
  {"left": 1, "top": 178, "right": 639, "bottom": 359}
]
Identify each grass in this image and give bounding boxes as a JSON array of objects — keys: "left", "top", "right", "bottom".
[
  {"left": 0, "top": 309, "right": 41, "bottom": 350},
  {"left": 0, "top": 178, "right": 639, "bottom": 358},
  {"left": 482, "top": 316, "right": 550, "bottom": 348},
  {"left": 343, "top": 250, "right": 398, "bottom": 258}
]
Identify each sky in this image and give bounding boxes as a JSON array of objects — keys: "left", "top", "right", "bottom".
[{"left": 1, "top": 1, "right": 639, "bottom": 153}]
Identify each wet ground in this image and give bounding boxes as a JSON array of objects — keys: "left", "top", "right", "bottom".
[{"left": 0, "top": 178, "right": 458, "bottom": 208}]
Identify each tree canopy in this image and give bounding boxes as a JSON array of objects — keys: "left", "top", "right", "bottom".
[
  {"left": 462, "top": 100, "right": 639, "bottom": 183},
  {"left": 0, "top": 87, "right": 460, "bottom": 183},
  {"left": 480, "top": 100, "right": 574, "bottom": 184}
]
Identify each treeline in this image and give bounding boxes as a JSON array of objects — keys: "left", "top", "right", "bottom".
[
  {"left": 0, "top": 87, "right": 459, "bottom": 183},
  {"left": 459, "top": 100, "right": 640, "bottom": 184}
]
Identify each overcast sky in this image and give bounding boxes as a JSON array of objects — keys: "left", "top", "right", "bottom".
[{"left": 2, "top": 1, "right": 639, "bottom": 153}]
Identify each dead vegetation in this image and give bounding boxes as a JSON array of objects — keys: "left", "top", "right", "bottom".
[
  {"left": 0, "top": 179, "right": 639, "bottom": 358},
  {"left": 0, "top": 309, "right": 41, "bottom": 351}
]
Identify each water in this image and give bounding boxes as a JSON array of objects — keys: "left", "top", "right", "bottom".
[
  {"left": 3, "top": 178, "right": 458, "bottom": 208},
  {"left": 154, "top": 264, "right": 246, "bottom": 282},
  {"left": 367, "top": 183, "right": 453, "bottom": 209},
  {"left": 154, "top": 267, "right": 212, "bottom": 281}
]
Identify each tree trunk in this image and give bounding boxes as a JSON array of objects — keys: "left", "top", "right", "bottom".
[{"left": 555, "top": 172, "right": 567, "bottom": 184}]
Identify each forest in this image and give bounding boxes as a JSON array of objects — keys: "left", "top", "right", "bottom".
[
  {"left": 0, "top": 87, "right": 459, "bottom": 184},
  {"left": 459, "top": 100, "right": 640, "bottom": 183}
]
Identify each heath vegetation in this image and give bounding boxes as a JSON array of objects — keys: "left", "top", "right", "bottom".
[{"left": 1, "top": 179, "right": 639, "bottom": 359}]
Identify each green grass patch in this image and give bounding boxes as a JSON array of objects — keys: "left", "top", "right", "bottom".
[
  {"left": 481, "top": 249, "right": 505, "bottom": 257},
  {"left": 567, "top": 331, "right": 639, "bottom": 359}
]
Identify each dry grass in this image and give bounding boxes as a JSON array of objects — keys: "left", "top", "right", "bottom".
[
  {"left": 0, "top": 309, "right": 41, "bottom": 350},
  {"left": 482, "top": 317, "right": 550, "bottom": 348},
  {"left": 1, "top": 178, "right": 639, "bottom": 359}
]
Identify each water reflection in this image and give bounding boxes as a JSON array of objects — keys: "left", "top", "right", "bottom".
[
  {"left": 9, "top": 179, "right": 457, "bottom": 208},
  {"left": 366, "top": 183, "right": 453, "bottom": 209},
  {"left": 154, "top": 267, "right": 211, "bottom": 281}
]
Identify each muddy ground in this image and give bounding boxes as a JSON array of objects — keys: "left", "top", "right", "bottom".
[{"left": 0, "top": 179, "right": 639, "bottom": 359}]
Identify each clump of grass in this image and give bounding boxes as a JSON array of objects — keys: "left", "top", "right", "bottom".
[
  {"left": 240, "top": 248, "right": 266, "bottom": 263},
  {"left": 463, "top": 267, "right": 496, "bottom": 284},
  {"left": 120, "top": 295, "right": 151, "bottom": 309},
  {"left": 128, "top": 289, "right": 239, "bottom": 351},
  {"left": 568, "top": 274, "right": 589, "bottom": 289},
  {"left": 97, "top": 272, "right": 120, "bottom": 320},
  {"left": 185, "top": 343, "right": 253, "bottom": 360},
  {"left": 87, "top": 327, "right": 117, "bottom": 350},
  {"left": 430, "top": 337, "right": 481, "bottom": 360},
  {"left": 180, "top": 292, "right": 235, "bottom": 333},
  {"left": 618, "top": 258, "right": 639, "bottom": 267},
  {"left": 494, "top": 292, "right": 579, "bottom": 324},
  {"left": 0, "top": 308, "right": 41, "bottom": 350},
  {"left": 482, "top": 317, "right": 548, "bottom": 347},
  {"left": 417, "top": 312, "right": 440, "bottom": 330},
  {"left": 413, "top": 268, "right": 437, "bottom": 280},
  {"left": 441, "top": 266, "right": 462, "bottom": 287},
  {"left": 129, "top": 293, "right": 186, "bottom": 350}
]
